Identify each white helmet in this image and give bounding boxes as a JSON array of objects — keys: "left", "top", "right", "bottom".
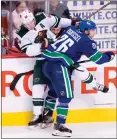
[{"left": 20, "top": 10, "right": 35, "bottom": 25}]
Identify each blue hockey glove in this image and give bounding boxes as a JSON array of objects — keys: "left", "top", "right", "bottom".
[{"left": 104, "top": 51, "right": 115, "bottom": 61}]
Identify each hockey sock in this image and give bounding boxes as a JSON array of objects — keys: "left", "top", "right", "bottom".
[
  {"left": 33, "top": 98, "right": 44, "bottom": 114},
  {"left": 32, "top": 84, "right": 45, "bottom": 116},
  {"left": 56, "top": 98, "right": 71, "bottom": 124},
  {"left": 56, "top": 103, "right": 68, "bottom": 124},
  {"left": 45, "top": 95, "right": 56, "bottom": 116}
]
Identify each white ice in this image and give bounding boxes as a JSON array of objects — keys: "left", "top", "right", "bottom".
[{"left": 2, "top": 122, "right": 116, "bottom": 138}]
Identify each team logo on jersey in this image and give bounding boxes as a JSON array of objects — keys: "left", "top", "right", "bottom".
[
  {"left": 87, "top": 21, "right": 91, "bottom": 25},
  {"left": 60, "top": 91, "right": 65, "bottom": 96},
  {"left": 92, "top": 43, "right": 97, "bottom": 49}
]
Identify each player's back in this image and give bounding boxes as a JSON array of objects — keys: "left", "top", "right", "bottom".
[{"left": 47, "top": 26, "right": 91, "bottom": 62}]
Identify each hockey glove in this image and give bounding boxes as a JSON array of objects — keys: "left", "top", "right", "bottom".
[
  {"left": 41, "top": 38, "right": 49, "bottom": 50},
  {"left": 71, "top": 16, "right": 83, "bottom": 26},
  {"left": 104, "top": 51, "right": 115, "bottom": 61}
]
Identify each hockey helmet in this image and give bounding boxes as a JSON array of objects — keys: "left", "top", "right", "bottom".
[
  {"left": 79, "top": 20, "right": 96, "bottom": 32},
  {"left": 20, "top": 10, "right": 35, "bottom": 25}
]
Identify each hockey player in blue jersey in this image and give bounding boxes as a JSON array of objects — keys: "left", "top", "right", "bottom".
[
  {"left": 42, "top": 20, "right": 114, "bottom": 66},
  {"left": 41, "top": 20, "right": 115, "bottom": 137}
]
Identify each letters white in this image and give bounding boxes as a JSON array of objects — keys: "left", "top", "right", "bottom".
[{"left": 51, "top": 34, "right": 74, "bottom": 52}]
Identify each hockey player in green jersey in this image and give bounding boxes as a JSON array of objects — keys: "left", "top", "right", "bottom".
[{"left": 14, "top": 9, "right": 79, "bottom": 129}]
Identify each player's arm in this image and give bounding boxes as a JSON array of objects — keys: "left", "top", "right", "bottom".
[
  {"left": 15, "top": 32, "right": 42, "bottom": 57},
  {"left": 82, "top": 40, "right": 115, "bottom": 64},
  {"left": 47, "top": 14, "right": 81, "bottom": 29},
  {"left": 20, "top": 38, "right": 42, "bottom": 57}
]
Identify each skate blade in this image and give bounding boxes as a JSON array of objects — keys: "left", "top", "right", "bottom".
[
  {"left": 100, "top": 90, "right": 112, "bottom": 93},
  {"left": 52, "top": 130, "right": 72, "bottom": 137},
  {"left": 103, "top": 91, "right": 112, "bottom": 93},
  {"left": 28, "top": 123, "right": 41, "bottom": 130},
  {"left": 40, "top": 122, "right": 53, "bottom": 129}
]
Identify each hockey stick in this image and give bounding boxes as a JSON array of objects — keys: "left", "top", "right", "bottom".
[
  {"left": 75, "top": 59, "right": 90, "bottom": 64},
  {"left": 10, "top": 59, "right": 90, "bottom": 91},
  {"left": 10, "top": 70, "right": 33, "bottom": 91},
  {"left": 71, "top": 60, "right": 91, "bottom": 72},
  {"left": 87, "top": 1, "right": 112, "bottom": 19}
]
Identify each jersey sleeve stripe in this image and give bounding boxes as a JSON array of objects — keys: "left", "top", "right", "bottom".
[
  {"left": 89, "top": 51, "right": 102, "bottom": 62},
  {"left": 51, "top": 16, "right": 60, "bottom": 28},
  {"left": 54, "top": 17, "right": 60, "bottom": 28},
  {"left": 95, "top": 55, "right": 103, "bottom": 63},
  {"left": 21, "top": 43, "right": 32, "bottom": 50}
]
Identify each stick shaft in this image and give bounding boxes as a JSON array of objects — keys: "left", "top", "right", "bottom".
[{"left": 88, "top": 1, "right": 111, "bottom": 19}]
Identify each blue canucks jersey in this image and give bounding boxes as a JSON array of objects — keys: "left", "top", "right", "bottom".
[{"left": 41, "top": 26, "right": 110, "bottom": 67}]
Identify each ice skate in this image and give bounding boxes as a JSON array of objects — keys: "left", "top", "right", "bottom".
[
  {"left": 28, "top": 114, "right": 43, "bottom": 129},
  {"left": 52, "top": 123, "right": 72, "bottom": 137},
  {"left": 40, "top": 108, "right": 54, "bottom": 129}
]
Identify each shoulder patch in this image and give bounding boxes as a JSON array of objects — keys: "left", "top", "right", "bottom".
[
  {"left": 17, "top": 25, "right": 29, "bottom": 38},
  {"left": 92, "top": 42, "right": 97, "bottom": 49}
]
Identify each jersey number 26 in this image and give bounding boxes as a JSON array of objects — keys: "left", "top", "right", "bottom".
[{"left": 51, "top": 34, "right": 74, "bottom": 52}]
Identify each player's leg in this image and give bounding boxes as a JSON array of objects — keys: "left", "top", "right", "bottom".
[
  {"left": 42, "top": 62, "right": 73, "bottom": 137},
  {"left": 52, "top": 66, "right": 73, "bottom": 137},
  {"left": 53, "top": 97, "right": 72, "bottom": 137},
  {"left": 44, "top": 90, "right": 57, "bottom": 116},
  {"left": 28, "top": 60, "right": 47, "bottom": 128},
  {"left": 40, "top": 86, "right": 57, "bottom": 129},
  {"left": 72, "top": 64, "right": 109, "bottom": 92}
]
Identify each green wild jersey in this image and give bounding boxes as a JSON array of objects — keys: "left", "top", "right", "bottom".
[{"left": 14, "top": 12, "right": 72, "bottom": 57}]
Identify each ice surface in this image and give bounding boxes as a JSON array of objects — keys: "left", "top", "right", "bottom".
[{"left": 2, "top": 122, "right": 116, "bottom": 138}]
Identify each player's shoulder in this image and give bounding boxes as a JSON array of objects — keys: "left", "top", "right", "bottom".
[
  {"left": 81, "top": 33, "right": 95, "bottom": 42},
  {"left": 16, "top": 25, "right": 29, "bottom": 38},
  {"left": 87, "top": 36, "right": 96, "bottom": 44},
  {"left": 81, "top": 35, "right": 97, "bottom": 49}
]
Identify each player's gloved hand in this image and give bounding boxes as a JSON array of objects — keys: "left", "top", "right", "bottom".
[
  {"left": 35, "top": 30, "right": 47, "bottom": 43},
  {"left": 71, "top": 16, "right": 83, "bottom": 26},
  {"left": 37, "top": 30, "right": 47, "bottom": 42},
  {"left": 104, "top": 51, "right": 115, "bottom": 61},
  {"left": 41, "top": 38, "right": 48, "bottom": 50}
]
